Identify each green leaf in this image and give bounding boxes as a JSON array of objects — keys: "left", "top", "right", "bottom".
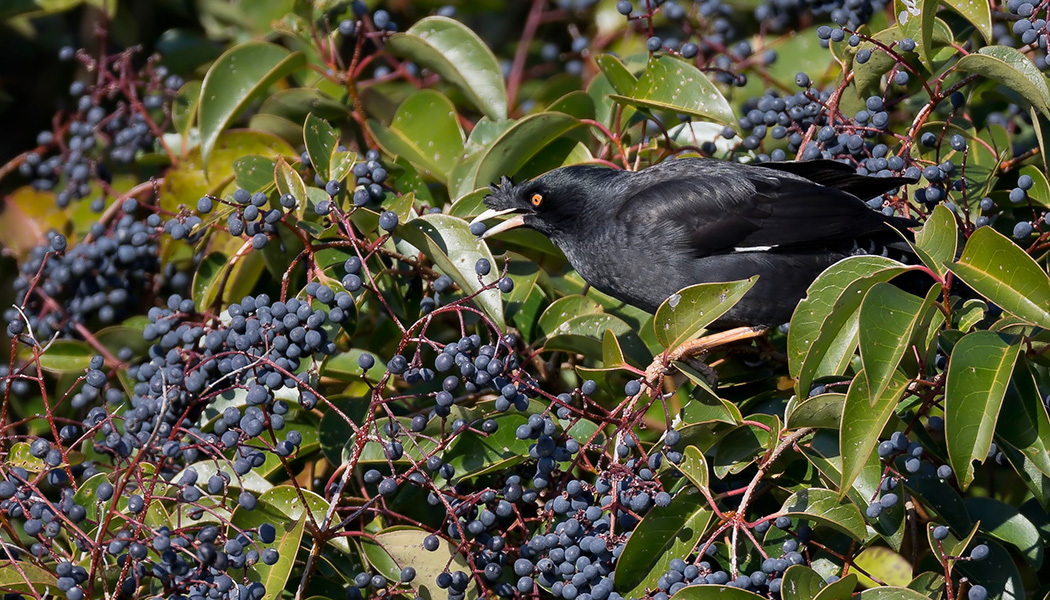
[
  {"left": 955, "top": 539, "right": 1025, "bottom": 600},
  {"left": 440, "top": 414, "right": 531, "bottom": 479},
  {"left": 594, "top": 53, "right": 637, "bottom": 95},
  {"left": 859, "top": 283, "right": 935, "bottom": 405},
  {"left": 957, "top": 46, "right": 1050, "bottom": 120},
  {"left": 173, "top": 80, "right": 202, "bottom": 139},
  {"left": 544, "top": 313, "right": 650, "bottom": 366},
  {"left": 671, "top": 587, "right": 766, "bottom": 599},
  {"left": 233, "top": 156, "right": 278, "bottom": 193},
  {"left": 913, "top": 204, "right": 957, "bottom": 279},
  {"left": 610, "top": 55, "right": 735, "bottom": 125},
  {"left": 398, "top": 214, "right": 504, "bottom": 328},
  {"left": 369, "top": 89, "right": 465, "bottom": 178},
  {"left": 840, "top": 369, "right": 910, "bottom": 497},
  {"left": 909, "top": 572, "right": 947, "bottom": 600},
  {"left": 252, "top": 517, "right": 305, "bottom": 600},
  {"left": 676, "top": 445, "right": 709, "bottom": 492},
  {"left": 387, "top": 16, "right": 507, "bottom": 121},
  {"left": 853, "top": 546, "right": 913, "bottom": 587},
  {"left": 948, "top": 219, "right": 1050, "bottom": 329},
  {"left": 362, "top": 526, "right": 476, "bottom": 600},
  {"left": 26, "top": 340, "right": 95, "bottom": 374},
  {"left": 942, "top": 0, "right": 993, "bottom": 42},
  {"left": 274, "top": 157, "right": 308, "bottom": 220},
  {"left": 537, "top": 295, "right": 603, "bottom": 336},
  {"left": 854, "top": 587, "right": 934, "bottom": 600},
  {"left": 780, "top": 487, "right": 867, "bottom": 540},
  {"left": 0, "top": 562, "right": 58, "bottom": 595},
  {"left": 998, "top": 358, "right": 1050, "bottom": 482},
  {"left": 781, "top": 565, "right": 826, "bottom": 600},
  {"left": 946, "top": 330, "right": 1021, "bottom": 489},
  {"left": 198, "top": 42, "right": 306, "bottom": 166},
  {"left": 964, "top": 496, "right": 1043, "bottom": 568},
  {"left": 470, "top": 111, "right": 583, "bottom": 191},
  {"left": 653, "top": 277, "right": 757, "bottom": 351},
  {"left": 303, "top": 113, "right": 338, "bottom": 181},
  {"left": 789, "top": 256, "right": 914, "bottom": 397},
  {"left": 616, "top": 490, "right": 712, "bottom": 598},
  {"left": 786, "top": 393, "right": 846, "bottom": 430},
  {"left": 814, "top": 574, "right": 859, "bottom": 600}
]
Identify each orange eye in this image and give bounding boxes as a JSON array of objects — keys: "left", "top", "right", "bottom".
[{"left": 531, "top": 193, "right": 543, "bottom": 206}]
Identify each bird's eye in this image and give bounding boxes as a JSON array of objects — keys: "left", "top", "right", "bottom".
[{"left": 531, "top": 193, "right": 543, "bottom": 207}]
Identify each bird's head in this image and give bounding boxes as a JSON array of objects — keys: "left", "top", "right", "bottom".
[{"left": 470, "top": 165, "right": 616, "bottom": 239}]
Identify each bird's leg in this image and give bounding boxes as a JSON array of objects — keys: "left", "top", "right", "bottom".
[{"left": 644, "top": 326, "right": 769, "bottom": 391}]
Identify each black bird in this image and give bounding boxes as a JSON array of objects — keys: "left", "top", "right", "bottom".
[{"left": 471, "top": 158, "right": 917, "bottom": 328}]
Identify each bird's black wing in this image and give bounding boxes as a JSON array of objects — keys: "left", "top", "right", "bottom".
[
  {"left": 614, "top": 159, "right": 910, "bottom": 257},
  {"left": 755, "top": 159, "right": 916, "bottom": 200}
]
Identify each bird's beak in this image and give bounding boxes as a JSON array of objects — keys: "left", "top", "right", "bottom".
[{"left": 470, "top": 208, "right": 527, "bottom": 239}]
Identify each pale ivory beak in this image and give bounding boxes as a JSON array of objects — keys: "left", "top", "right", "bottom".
[{"left": 470, "top": 208, "right": 527, "bottom": 239}]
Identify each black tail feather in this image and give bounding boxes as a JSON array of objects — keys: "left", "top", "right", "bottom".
[{"left": 757, "top": 159, "right": 917, "bottom": 201}]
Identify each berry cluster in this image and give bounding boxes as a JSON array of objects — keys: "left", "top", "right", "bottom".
[
  {"left": 7, "top": 211, "right": 164, "bottom": 340},
  {"left": 19, "top": 48, "right": 179, "bottom": 210}
]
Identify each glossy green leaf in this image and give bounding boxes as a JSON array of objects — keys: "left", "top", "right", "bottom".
[
  {"left": 198, "top": 42, "right": 306, "bottom": 166},
  {"left": 304, "top": 113, "right": 338, "bottom": 181},
  {"left": 544, "top": 313, "right": 650, "bottom": 366},
  {"left": 616, "top": 490, "right": 711, "bottom": 598},
  {"left": 948, "top": 216, "right": 1050, "bottom": 329},
  {"left": 789, "top": 256, "right": 914, "bottom": 397},
  {"left": 780, "top": 487, "right": 867, "bottom": 540},
  {"left": 7, "top": 442, "right": 46, "bottom": 473},
  {"left": 363, "top": 526, "right": 476, "bottom": 600},
  {"left": 946, "top": 330, "right": 1020, "bottom": 489},
  {"left": 233, "top": 156, "right": 278, "bottom": 193},
  {"left": 1016, "top": 165, "right": 1050, "bottom": 210},
  {"left": 814, "top": 574, "right": 858, "bottom": 600},
  {"left": 677, "top": 445, "right": 709, "bottom": 492},
  {"left": 274, "top": 157, "right": 308, "bottom": 219},
  {"left": 908, "top": 572, "right": 946, "bottom": 600},
  {"left": 786, "top": 393, "right": 846, "bottom": 430},
  {"left": 942, "top": 0, "right": 993, "bottom": 42},
  {"left": 653, "top": 277, "right": 757, "bottom": 351},
  {"left": 173, "top": 80, "right": 202, "bottom": 139},
  {"left": 899, "top": 0, "right": 940, "bottom": 70},
  {"left": 537, "top": 295, "right": 603, "bottom": 336},
  {"left": 0, "top": 562, "right": 58, "bottom": 595},
  {"left": 854, "top": 587, "right": 934, "bottom": 600},
  {"left": 781, "top": 565, "right": 825, "bottom": 600},
  {"left": 964, "top": 496, "right": 1043, "bottom": 568},
  {"left": 671, "top": 587, "right": 766, "bottom": 599},
  {"left": 913, "top": 204, "right": 957, "bottom": 279},
  {"left": 859, "top": 282, "right": 935, "bottom": 405},
  {"left": 610, "top": 55, "right": 735, "bottom": 125},
  {"left": 369, "top": 89, "right": 465, "bottom": 178},
  {"left": 955, "top": 539, "right": 1025, "bottom": 600},
  {"left": 958, "top": 45, "right": 1050, "bottom": 119},
  {"left": 399, "top": 214, "right": 504, "bottom": 327},
  {"left": 161, "top": 130, "right": 294, "bottom": 214},
  {"left": 470, "top": 111, "right": 583, "bottom": 191},
  {"left": 998, "top": 358, "right": 1050, "bottom": 481},
  {"left": 26, "top": 340, "right": 95, "bottom": 374},
  {"left": 854, "top": 545, "right": 913, "bottom": 587},
  {"left": 253, "top": 517, "right": 305, "bottom": 600},
  {"left": 440, "top": 413, "right": 531, "bottom": 479},
  {"left": 594, "top": 53, "right": 637, "bottom": 95},
  {"left": 387, "top": 16, "right": 507, "bottom": 121},
  {"left": 840, "top": 369, "right": 910, "bottom": 497}
]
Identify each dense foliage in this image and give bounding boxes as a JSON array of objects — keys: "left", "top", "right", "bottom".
[{"left": 2, "top": 1, "right": 1050, "bottom": 599}]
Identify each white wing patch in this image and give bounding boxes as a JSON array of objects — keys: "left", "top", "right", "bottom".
[{"left": 733, "top": 245, "right": 777, "bottom": 253}]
